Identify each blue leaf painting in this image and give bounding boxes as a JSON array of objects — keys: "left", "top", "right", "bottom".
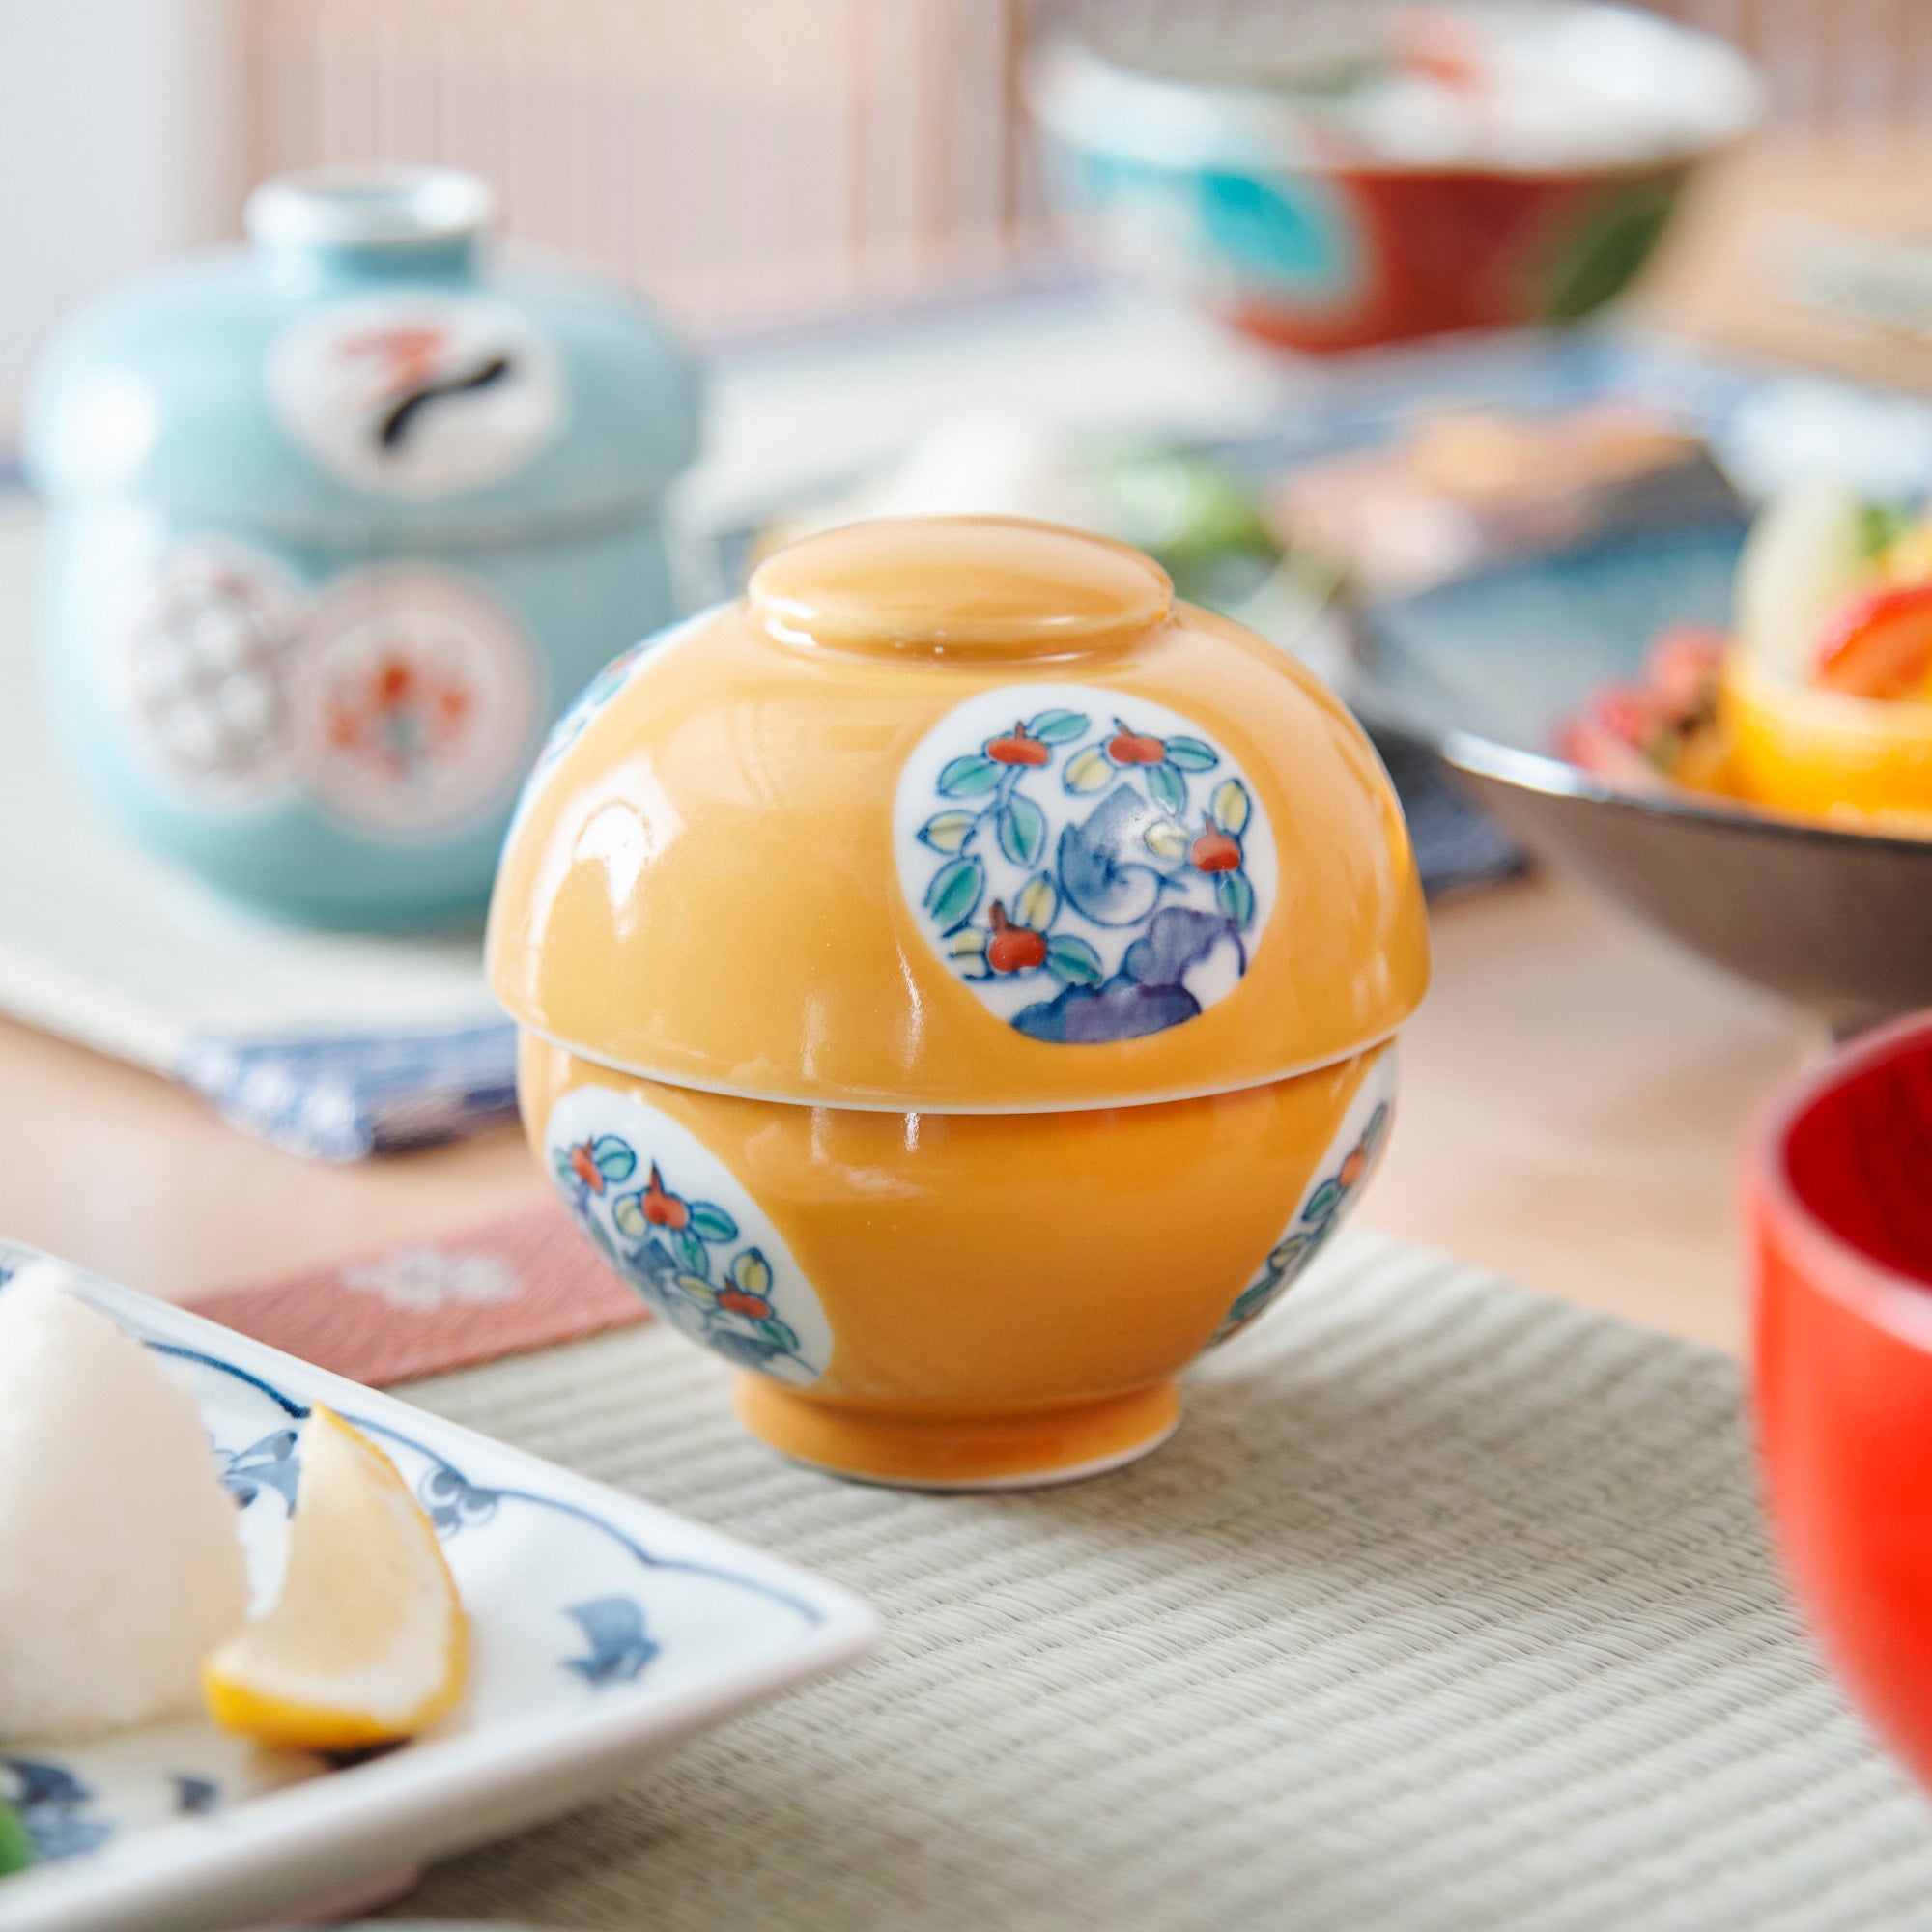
[
  {"left": 688, "top": 1203, "right": 738, "bottom": 1245},
  {"left": 1026, "top": 708, "right": 1089, "bottom": 743},
  {"left": 924, "top": 857, "right": 983, "bottom": 933},
  {"left": 938, "top": 754, "right": 1002, "bottom": 798},
  {"left": 563, "top": 1597, "right": 660, "bottom": 1687},
  {"left": 1147, "top": 761, "right": 1186, "bottom": 815},
  {"left": 591, "top": 1136, "right": 637, "bottom": 1183},
  {"left": 1214, "top": 869, "right": 1256, "bottom": 930},
  {"left": 999, "top": 794, "right": 1046, "bottom": 867},
  {"left": 1163, "top": 736, "right": 1219, "bottom": 771}
]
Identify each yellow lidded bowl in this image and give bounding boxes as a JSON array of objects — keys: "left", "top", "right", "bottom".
[{"left": 487, "top": 517, "right": 1429, "bottom": 1486}]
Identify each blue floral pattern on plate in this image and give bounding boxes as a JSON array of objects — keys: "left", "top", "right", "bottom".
[
  {"left": 0, "top": 1238, "right": 873, "bottom": 1927},
  {"left": 894, "top": 684, "right": 1277, "bottom": 1042}
]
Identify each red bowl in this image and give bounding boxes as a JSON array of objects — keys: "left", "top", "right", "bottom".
[
  {"left": 1751, "top": 1011, "right": 1932, "bottom": 1785},
  {"left": 1027, "top": 5, "right": 1763, "bottom": 355}
]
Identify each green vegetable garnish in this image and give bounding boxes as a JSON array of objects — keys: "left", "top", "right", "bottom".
[
  {"left": 0, "top": 1798, "right": 33, "bottom": 1878},
  {"left": 1859, "top": 500, "right": 1915, "bottom": 562},
  {"left": 1089, "top": 449, "right": 1280, "bottom": 607}
]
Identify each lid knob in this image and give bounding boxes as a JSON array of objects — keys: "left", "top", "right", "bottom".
[
  {"left": 750, "top": 516, "right": 1175, "bottom": 662},
  {"left": 245, "top": 166, "right": 494, "bottom": 280}
]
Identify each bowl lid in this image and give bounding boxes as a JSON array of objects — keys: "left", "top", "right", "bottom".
[
  {"left": 486, "top": 517, "right": 1429, "bottom": 1111},
  {"left": 22, "top": 168, "right": 698, "bottom": 539}
]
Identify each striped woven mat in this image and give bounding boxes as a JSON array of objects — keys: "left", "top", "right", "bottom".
[{"left": 356, "top": 1230, "right": 1932, "bottom": 1932}]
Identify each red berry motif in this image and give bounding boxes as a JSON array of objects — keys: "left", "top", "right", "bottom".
[
  {"left": 640, "top": 1163, "right": 689, "bottom": 1230},
  {"left": 1108, "top": 725, "right": 1167, "bottom": 765},
  {"left": 986, "top": 901, "right": 1048, "bottom": 974},
  {"left": 987, "top": 723, "right": 1051, "bottom": 766},
  {"left": 569, "top": 1144, "right": 605, "bottom": 1193},
  {"left": 1190, "top": 828, "right": 1241, "bottom": 873},
  {"left": 717, "top": 1289, "right": 773, "bottom": 1319},
  {"left": 1339, "top": 1146, "right": 1369, "bottom": 1188}
]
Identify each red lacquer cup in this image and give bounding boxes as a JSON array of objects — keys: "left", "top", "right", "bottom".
[{"left": 1751, "top": 1011, "right": 1932, "bottom": 1786}]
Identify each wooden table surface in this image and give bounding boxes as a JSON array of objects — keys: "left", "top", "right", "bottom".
[{"left": 0, "top": 130, "right": 1906, "bottom": 1352}]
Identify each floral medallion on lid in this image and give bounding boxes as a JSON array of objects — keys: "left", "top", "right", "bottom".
[{"left": 894, "top": 683, "right": 1277, "bottom": 1044}]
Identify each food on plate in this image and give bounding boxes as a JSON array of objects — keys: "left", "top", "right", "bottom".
[
  {"left": 1555, "top": 625, "right": 1727, "bottom": 794},
  {"left": 0, "top": 1261, "right": 248, "bottom": 1743},
  {"left": 1272, "top": 403, "right": 1740, "bottom": 598},
  {"left": 1561, "top": 479, "right": 1932, "bottom": 833},
  {"left": 0, "top": 1799, "right": 32, "bottom": 1878},
  {"left": 203, "top": 1406, "right": 468, "bottom": 1751}
]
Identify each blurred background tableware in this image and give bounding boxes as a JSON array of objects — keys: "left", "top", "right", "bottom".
[
  {"left": 487, "top": 516, "right": 1428, "bottom": 1487},
  {"left": 1026, "top": 0, "right": 1763, "bottom": 352},
  {"left": 23, "top": 164, "right": 698, "bottom": 927},
  {"left": 1750, "top": 1011, "right": 1932, "bottom": 1794},
  {"left": 1347, "top": 528, "right": 1932, "bottom": 1034}
]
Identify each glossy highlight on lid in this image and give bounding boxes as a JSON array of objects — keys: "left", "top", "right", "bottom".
[
  {"left": 486, "top": 521, "right": 1428, "bottom": 1113},
  {"left": 750, "top": 516, "right": 1175, "bottom": 661}
]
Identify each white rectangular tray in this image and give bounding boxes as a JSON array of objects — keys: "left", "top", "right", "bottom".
[{"left": 0, "top": 1243, "right": 879, "bottom": 1932}]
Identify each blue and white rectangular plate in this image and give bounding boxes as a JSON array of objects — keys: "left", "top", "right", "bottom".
[{"left": 0, "top": 1242, "right": 880, "bottom": 1932}]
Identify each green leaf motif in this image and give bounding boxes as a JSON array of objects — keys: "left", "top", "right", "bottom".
[
  {"left": 1063, "top": 745, "right": 1113, "bottom": 794},
  {"left": 999, "top": 793, "right": 1047, "bottom": 867},
  {"left": 1164, "top": 736, "right": 1219, "bottom": 772},
  {"left": 760, "top": 1317, "right": 802, "bottom": 1353},
  {"left": 612, "top": 1194, "right": 647, "bottom": 1239},
  {"left": 1045, "top": 934, "right": 1104, "bottom": 985},
  {"left": 591, "top": 1136, "right": 636, "bottom": 1182},
  {"left": 1303, "top": 1179, "right": 1343, "bottom": 1225},
  {"left": 938, "top": 754, "right": 1002, "bottom": 798},
  {"left": 1027, "top": 708, "right": 1090, "bottom": 743},
  {"left": 1215, "top": 869, "right": 1256, "bottom": 929},
  {"left": 918, "top": 810, "right": 978, "bottom": 854},
  {"left": 732, "top": 1248, "right": 773, "bottom": 1297},
  {"left": 674, "top": 1227, "right": 708, "bottom": 1276},
  {"left": 1147, "top": 761, "right": 1186, "bottom": 815},
  {"left": 689, "top": 1202, "right": 738, "bottom": 1245},
  {"left": 925, "top": 856, "right": 983, "bottom": 932}
]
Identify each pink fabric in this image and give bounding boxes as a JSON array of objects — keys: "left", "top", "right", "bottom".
[{"left": 187, "top": 1202, "right": 649, "bottom": 1387}]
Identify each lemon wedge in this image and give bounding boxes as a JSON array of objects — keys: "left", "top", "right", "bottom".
[{"left": 203, "top": 1407, "right": 468, "bottom": 1751}]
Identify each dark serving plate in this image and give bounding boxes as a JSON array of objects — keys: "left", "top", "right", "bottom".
[{"left": 1348, "top": 526, "right": 1932, "bottom": 1034}]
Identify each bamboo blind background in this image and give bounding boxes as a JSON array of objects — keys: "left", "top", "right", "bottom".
[{"left": 235, "top": 0, "right": 1932, "bottom": 330}]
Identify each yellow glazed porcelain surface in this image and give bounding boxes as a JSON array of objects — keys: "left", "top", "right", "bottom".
[
  {"left": 487, "top": 517, "right": 1428, "bottom": 1111},
  {"left": 1722, "top": 655, "right": 1932, "bottom": 835},
  {"left": 524, "top": 1034, "right": 1395, "bottom": 1487},
  {"left": 490, "top": 518, "right": 1428, "bottom": 1485}
]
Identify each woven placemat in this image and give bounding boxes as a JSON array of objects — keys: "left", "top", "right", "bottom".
[{"left": 383, "top": 1231, "right": 1932, "bottom": 1932}]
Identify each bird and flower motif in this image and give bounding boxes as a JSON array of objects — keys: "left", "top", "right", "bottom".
[
  {"left": 896, "top": 685, "right": 1276, "bottom": 1042},
  {"left": 1210, "top": 1057, "right": 1396, "bottom": 1346},
  {"left": 544, "top": 1089, "right": 832, "bottom": 1386}
]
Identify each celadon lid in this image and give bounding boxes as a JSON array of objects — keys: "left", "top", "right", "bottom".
[{"left": 485, "top": 517, "right": 1429, "bottom": 1111}]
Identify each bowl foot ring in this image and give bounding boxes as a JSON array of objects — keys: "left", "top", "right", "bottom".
[{"left": 732, "top": 1376, "right": 1181, "bottom": 1491}]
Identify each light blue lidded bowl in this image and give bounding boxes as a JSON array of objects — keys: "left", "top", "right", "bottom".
[{"left": 23, "top": 166, "right": 700, "bottom": 926}]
